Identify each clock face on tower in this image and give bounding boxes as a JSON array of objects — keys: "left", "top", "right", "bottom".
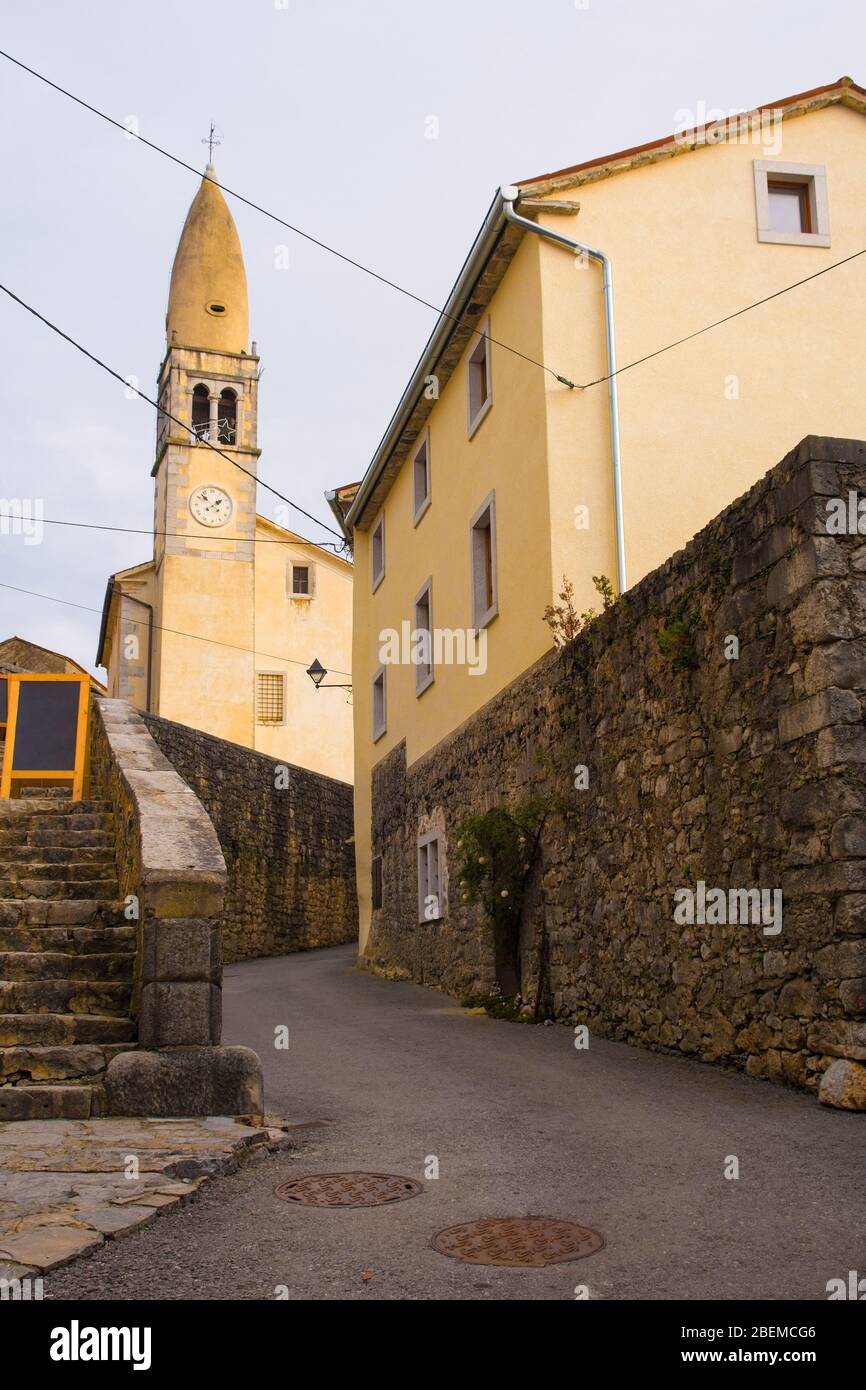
[{"left": 189, "top": 485, "right": 233, "bottom": 528}]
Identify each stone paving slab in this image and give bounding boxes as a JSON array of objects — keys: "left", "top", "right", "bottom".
[{"left": 0, "top": 1115, "right": 289, "bottom": 1275}]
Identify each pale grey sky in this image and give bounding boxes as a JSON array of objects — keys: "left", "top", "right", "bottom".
[{"left": 0, "top": 0, "right": 862, "bottom": 675}]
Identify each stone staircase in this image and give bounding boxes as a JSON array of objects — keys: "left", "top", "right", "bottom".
[{"left": 0, "top": 789, "right": 136, "bottom": 1120}]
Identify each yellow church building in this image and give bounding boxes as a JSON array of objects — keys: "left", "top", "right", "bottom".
[{"left": 97, "top": 164, "right": 353, "bottom": 784}]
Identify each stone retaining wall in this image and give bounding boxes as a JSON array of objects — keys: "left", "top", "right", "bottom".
[
  {"left": 142, "top": 715, "right": 357, "bottom": 962},
  {"left": 367, "top": 437, "right": 866, "bottom": 1097}
]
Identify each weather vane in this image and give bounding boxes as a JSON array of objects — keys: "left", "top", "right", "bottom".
[{"left": 201, "top": 121, "right": 222, "bottom": 164}]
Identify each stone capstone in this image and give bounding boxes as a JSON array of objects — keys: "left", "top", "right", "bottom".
[{"left": 105, "top": 1046, "right": 264, "bottom": 1117}]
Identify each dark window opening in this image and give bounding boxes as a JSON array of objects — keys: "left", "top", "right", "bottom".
[
  {"left": 218, "top": 388, "right": 237, "bottom": 444},
  {"left": 372, "top": 855, "right": 383, "bottom": 911},
  {"left": 292, "top": 566, "right": 310, "bottom": 595},
  {"left": 191, "top": 384, "right": 210, "bottom": 440}
]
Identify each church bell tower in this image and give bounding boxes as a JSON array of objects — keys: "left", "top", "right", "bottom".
[{"left": 151, "top": 163, "right": 261, "bottom": 745}]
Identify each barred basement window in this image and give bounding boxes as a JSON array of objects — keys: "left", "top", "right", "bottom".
[
  {"left": 256, "top": 672, "right": 285, "bottom": 725},
  {"left": 372, "top": 855, "right": 383, "bottom": 911}
]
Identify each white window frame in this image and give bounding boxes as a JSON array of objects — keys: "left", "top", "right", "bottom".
[
  {"left": 412, "top": 430, "right": 431, "bottom": 525},
  {"left": 371, "top": 512, "right": 385, "bottom": 592},
  {"left": 467, "top": 316, "right": 493, "bottom": 438},
  {"left": 469, "top": 489, "right": 498, "bottom": 629},
  {"left": 753, "top": 160, "right": 830, "bottom": 247},
  {"left": 414, "top": 577, "right": 434, "bottom": 697},
  {"left": 417, "top": 828, "right": 445, "bottom": 923},
  {"left": 372, "top": 665, "right": 387, "bottom": 742},
  {"left": 255, "top": 670, "right": 286, "bottom": 726},
  {"left": 288, "top": 561, "right": 316, "bottom": 600}
]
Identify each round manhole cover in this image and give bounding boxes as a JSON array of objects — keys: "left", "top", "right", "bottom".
[
  {"left": 274, "top": 1172, "right": 423, "bottom": 1208},
  {"left": 432, "top": 1217, "right": 604, "bottom": 1267}
]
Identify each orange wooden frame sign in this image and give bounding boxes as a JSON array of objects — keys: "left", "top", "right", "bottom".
[{"left": 0, "top": 674, "right": 90, "bottom": 801}]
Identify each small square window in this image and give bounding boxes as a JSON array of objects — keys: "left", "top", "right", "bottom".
[
  {"left": 753, "top": 161, "right": 830, "bottom": 247},
  {"left": 371, "top": 514, "right": 385, "bottom": 592},
  {"left": 414, "top": 580, "right": 434, "bottom": 696},
  {"left": 412, "top": 432, "right": 431, "bottom": 524},
  {"left": 256, "top": 672, "right": 285, "bottom": 725},
  {"left": 767, "top": 180, "right": 811, "bottom": 234},
  {"left": 372, "top": 666, "right": 387, "bottom": 742},
  {"left": 467, "top": 317, "right": 492, "bottom": 437},
  {"left": 372, "top": 855, "right": 383, "bottom": 911},
  {"left": 290, "top": 563, "right": 315, "bottom": 598},
  {"left": 470, "top": 492, "right": 498, "bottom": 628},
  {"left": 417, "top": 830, "right": 444, "bottom": 923}
]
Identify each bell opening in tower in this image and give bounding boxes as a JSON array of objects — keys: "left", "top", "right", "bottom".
[
  {"left": 218, "top": 388, "right": 237, "bottom": 444},
  {"left": 192, "top": 384, "right": 210, "bottom": 441}
]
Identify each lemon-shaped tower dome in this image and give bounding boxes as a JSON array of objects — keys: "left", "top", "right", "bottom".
[{"left": 166, "top": 164, "right": 249, "bottom": 354}]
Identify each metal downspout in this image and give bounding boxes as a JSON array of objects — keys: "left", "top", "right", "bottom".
[{"left": 501, "top": 188, "right": 627, "bottom": 593}]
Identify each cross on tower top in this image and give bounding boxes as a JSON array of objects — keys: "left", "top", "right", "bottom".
[{"left": 201, "top": 121, "right": 222, "bottom": 164}]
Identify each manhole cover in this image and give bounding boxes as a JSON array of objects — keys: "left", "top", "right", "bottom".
[
  {"left": 432, "top": 1217, "right": 604, "bottom": 1267},
  {"left": 274, "top": 1172, "right": 423, "bottom": 1208}
]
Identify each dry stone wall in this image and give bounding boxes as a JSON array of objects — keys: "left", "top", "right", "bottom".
[
  {"left": 143, "top": 714, "right": 357, "bottom": 962},
  {"left": 367, "top": 437, "right": 866, "bottom": 1094}
]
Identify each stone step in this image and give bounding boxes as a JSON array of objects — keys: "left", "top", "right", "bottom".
[
  {"left": 0, "top": 799, "right": 109, "bottom": 817},
  {"left": 0, "top": 878, "right": 119, "bottom": 900},
  {"left": 0, "top": 1041, "right": 131, "bottom": 1084},
  {"left": 0, "top": 925, "right": 136, "bottom": 954},
  {"left": 0, "top": 1042, "right": 107, "bottom": 1084},
  {"left": 0, "top": 900, "right": 128, "bottom": 928},
  {"left": 0, "top": 861, "right": 117, "bottom": 881},
  {"left": 20, "top": 786, "right": 72, "bottom": 799},
  {"left": 0, "top": 1084, "right": 105, "bottom": 1121},
  {"left": 0, "top": 980, "right": 132, "bottom": 1016},
  {"left": 0, "top": 845, "right": 115, "bottom": 866},
  {"left": 0, "top": 952, "right": 134, "bottom": 982},
  {"left": 0, "top": 827, "right": 112, "bottom": 850},
  {"left": 0, "top": 812, "right": 113, "bottom": 834},
  {"left": 0, "top": 1012, "right": 135, "bottom": 1046}
]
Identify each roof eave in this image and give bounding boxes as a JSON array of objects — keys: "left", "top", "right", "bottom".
[{"left": 345, "top": 188, "right": 516, "bottom": 532}]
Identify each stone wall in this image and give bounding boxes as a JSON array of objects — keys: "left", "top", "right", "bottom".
[
  {"left": 143, "top": 714, "right": 357, "bottom": 962},
  {"left": 367, "top": 437, "right": 866, "bottom": 1095}
]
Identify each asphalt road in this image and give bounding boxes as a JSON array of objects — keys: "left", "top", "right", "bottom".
[{"left": 47, "top": 944, "right": 865, "bottom": 1301}]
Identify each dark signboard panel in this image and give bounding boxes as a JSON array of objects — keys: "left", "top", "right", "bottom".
[
  {"left": 11, "top": 681, "right": 81, "bottom": 771},
  {"left": 0, "top": 677, "right": 6, "bottom": 724}
]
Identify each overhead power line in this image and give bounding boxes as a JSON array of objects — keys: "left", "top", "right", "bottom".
[
  {"left": 0, "top": 579, "right": 352, "bottom": 679},
  {"left": 0, "top": 281, "right": 344, "bottom": 548},
  {"left": 0, "top": 47, "right": 568, "bottom": 386},
  {"left": 0, "top": 513, "right": 354, "bottom": 571},
  {"left": 581, "top": 246, "right": 866, "bottom": 388}
]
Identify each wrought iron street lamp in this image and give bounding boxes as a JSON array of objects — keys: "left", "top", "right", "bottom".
[{"left": 306, "top": 658, "right": 352, "bottom": 692}]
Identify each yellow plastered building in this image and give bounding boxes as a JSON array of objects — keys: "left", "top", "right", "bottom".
[
  {"left": 339, "top": 76, "right": 866, "bottom": 955},
  {"left": 98, "top": 166, "right": 353, "bottom": 784}
]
